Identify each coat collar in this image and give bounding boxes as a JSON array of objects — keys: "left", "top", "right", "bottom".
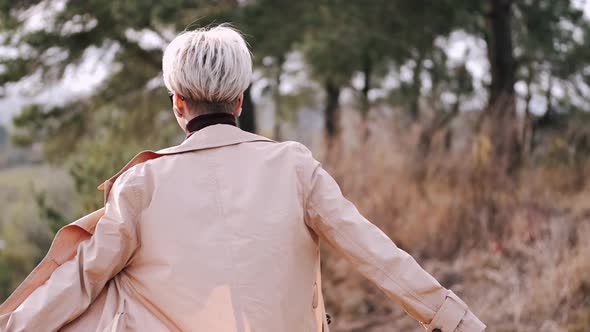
[
  {"left": 184, "top": 112, "right": 237, "bottom": 140},
  {"left": 98, "top": 125, "right": 274, "bottom": 203},
  {"left": 158, "top": 123, "right": 271, "bottom": 155}
]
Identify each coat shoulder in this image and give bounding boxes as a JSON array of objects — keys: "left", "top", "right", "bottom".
[
  {"left": 282, "top": 141, "right": 320, "bottom": 169},
  {"left": 276, "top": 140, "right": 314, "bottom": 158},
  {"left": 109, "top": 160, "right": 157, "bottom": 210}
]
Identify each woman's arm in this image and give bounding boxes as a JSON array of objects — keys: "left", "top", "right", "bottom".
[
  {"left": 297, "top": 144, "right": 485, "bottom": 332},
  {"left": 0, "top": 167, "right": 144, "bottom": 332}
]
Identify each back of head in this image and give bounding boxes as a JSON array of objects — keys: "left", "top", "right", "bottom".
[{"left": 162, "top": 24, "right": 252, "bottom": 114}]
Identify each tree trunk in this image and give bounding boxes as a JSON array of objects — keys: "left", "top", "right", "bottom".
[
  {"left": 324, "top": 79, "right": 341, "bottom": 142},
  {"left": 361, "top": 53, "right": 372, "bottom": 141},
  {"left": 488, "top": 0, "right": 516, "bottom": 102},
  {"left": 540, "top": 73, "right": 554, "bottom": 124},
  {"left": 361, "top": 52, "right": 372, "bottom": 117},
  {"left": 483, "top": 0, "right": 521, "bottom": 174},
  {"left": 522, "top": 66, "right": 534, "bottom": 156},
  {"left": 409, "top": 50, "right": 425, "bottom": 121},
  {"left": 273, "top": 55, "right": 285, "bottom": 141},
  {"left": 239, "top": 84, "right": 256, "bottom": 134}
]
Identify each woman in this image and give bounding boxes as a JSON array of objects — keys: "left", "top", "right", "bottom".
[{"left": 0, "top": 25, "right": 485, "bottom": 331}]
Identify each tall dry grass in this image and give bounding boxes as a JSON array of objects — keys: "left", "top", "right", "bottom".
[{"left": 315, "top": 108, "right": 590, "bottom": 332}]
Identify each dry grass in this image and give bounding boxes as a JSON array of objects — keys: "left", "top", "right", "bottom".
[{"left": 315, "top": 109, "right": 590, "bottom": 331}]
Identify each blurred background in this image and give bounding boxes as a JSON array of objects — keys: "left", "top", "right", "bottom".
[{"left": 1, "top": 0, "right": 590, "bottom": 331}]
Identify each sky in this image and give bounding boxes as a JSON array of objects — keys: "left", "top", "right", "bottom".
[{"left": 1, "top": 1, "right": 590, "bottom": 126}]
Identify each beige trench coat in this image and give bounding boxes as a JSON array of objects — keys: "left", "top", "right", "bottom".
[{"left": 0, "top": 124, "right": 485, "bottom": 332}]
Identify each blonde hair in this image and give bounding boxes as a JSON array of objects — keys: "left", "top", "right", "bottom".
[{"left": 162, "top": 24, "right": 252, "bottom": 113}]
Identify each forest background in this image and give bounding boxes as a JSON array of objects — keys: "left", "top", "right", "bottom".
[{"left": 1, "top": 1, "right": 590, "bottom": 331}]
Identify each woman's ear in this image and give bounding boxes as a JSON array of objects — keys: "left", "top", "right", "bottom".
[
  {"left": 174, "top": 93, "right": 186, "bottom": 117},
  {"left": 234, "top": 94, "right": 244, "bottom": 117}
]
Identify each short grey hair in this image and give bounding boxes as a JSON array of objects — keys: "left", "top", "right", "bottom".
[{"left": 162, "top": 24, "right": 252, "bottom": 114}]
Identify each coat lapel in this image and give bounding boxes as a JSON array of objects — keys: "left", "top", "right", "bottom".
[{"left": 0, "top": 125, "right": 273, "bottom": 315}]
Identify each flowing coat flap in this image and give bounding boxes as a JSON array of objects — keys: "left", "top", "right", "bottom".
[{"left": 0, "top": 126, "right": 275, "bottom": 316}]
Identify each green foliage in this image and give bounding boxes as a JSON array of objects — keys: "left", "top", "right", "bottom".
[
  {"left": 0, "top": 165, "right": 77, "bottom": 300},
  {"left": 33, "top": 191, "right": 67, "bottom": 234},
  {"left": 237, "top": 0, "right": 305, "bottom": 65},
  {"left": 0, "top": 125, "right": 6, "bottom": 146},
  {"left": 513, "top": 1, "right": 590, "bottom": 109},
  {"left": 2, "top": 0, "right": 232, "bottom": 212}
]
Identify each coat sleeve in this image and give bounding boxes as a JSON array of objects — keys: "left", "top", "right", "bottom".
[
  {"left": 296, "top": 144, "right": 486, "bottom": 332},
  {"left": 0, "top": 167, "right": 144, "bottom": 332}
]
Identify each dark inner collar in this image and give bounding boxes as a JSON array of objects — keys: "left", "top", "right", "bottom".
[{"left": 185, "top": 112, "right": 237, "bottom": 139}]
